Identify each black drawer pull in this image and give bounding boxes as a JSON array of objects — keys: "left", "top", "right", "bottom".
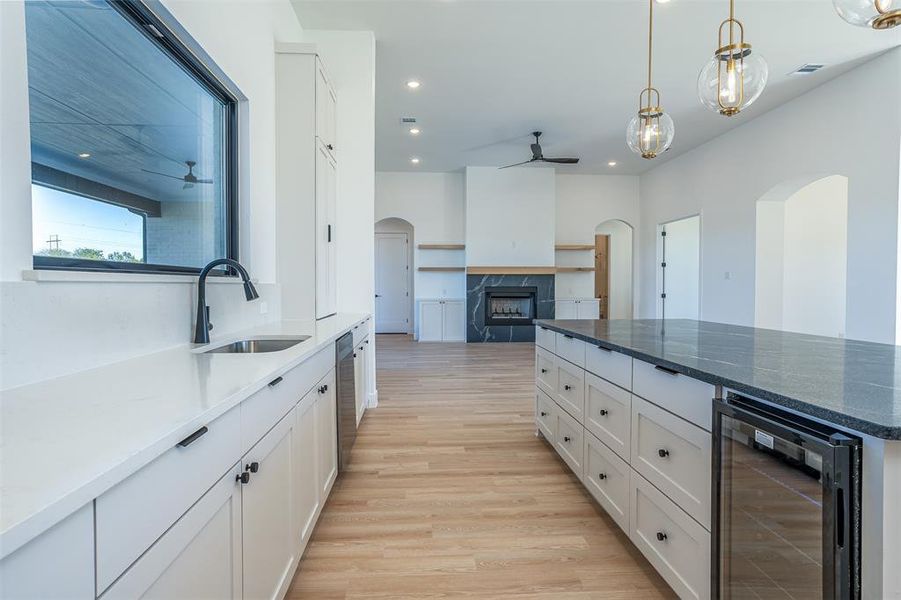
[
  {"left": 236, "top": 471, "right": 251, "bottom": 484},
  {"left": 540, "top": 368, "right": 548, "bottom": 374},
  {"left": 658, "top": 448, "right": 670, "bottom": 458},
  {"left": 656, "top": 532, "right": 667, "bottom": 542},
  {"left": 246, "top": 461, "right": 260, "bottom": 473},
  {"left": 540, "top": 411, "right": 548, "bottom": 417},
  {"left": 597, "top": 345, "right": 612, "bottom": 352},
  {"left": 177, "top": 426, "right": 208, "bottom": 448},
  {"left": 563, "top": 436, "right": 571, "bottom": 442},
  {"left": 599, "top": 409, "right": 608, "bottom": 416},
  {"left": 563, "top": 334, "right": 574, "bottom": 339},
  {"left": 268, "top": 376, "right": 284, "bottom": 387},
  {"left": 654, "top": 365, "right": 679, "bottom": 376},
  {"left": 598, "top": 473, "right": 607, "bottom": 480},
  {"left": 564, "top": 384, "right": 572, "bottom": 391}
]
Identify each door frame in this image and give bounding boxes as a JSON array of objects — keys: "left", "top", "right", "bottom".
[
  {"left": 594, "top": 234, "right": 610, "bottom": 319},
  {"left": 374, "top": 231, "right": 413, "bottom": 333}
]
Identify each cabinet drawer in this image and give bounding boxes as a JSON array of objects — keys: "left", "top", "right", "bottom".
[
  {"left": 554, "top": 358, "right": 585, "bottom": 422},
  {"left": 535, "top": 389, "right": 557, "bottom": 443},
  {"left": 585, "top": 344, "right": 632, "bottom": 391},
  {"left": 352, "top": 320, "right": 368, "bottom": 346},
  {"left": 535, "top": 325, "right": 556, "bottom": 352},
  {"left": 241, "top": 345, "right": 333, "bottom": 454},
  {"left": 535, "top": 347, "right": 557, "bottom": 396},
  {"left": 96, "top": 405, "right": 241, "bottom": 593},
  {"left": 554, "top": 408, "right": 584, "bottom": 475},
  {"left": 630, "top": 473, "right": 710, "bottom": 600},
  {"left": 631, "top": 396, "right": 711, "bottom": 528},
  {"left": 583, "top": 432, "right": 630, "bottom": 533},
  {"left": 584, "top": 373, "right": 631, "bottom": 461},
  {"left": 555, "top": 332, "right": 586, "bottom": 368},
  {"left": 632, "top": 359, "right": 715, "bottom": 431}
]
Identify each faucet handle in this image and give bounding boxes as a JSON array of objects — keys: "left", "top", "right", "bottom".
[{"left": 205, "top": 306, "right": 213, "bottom": 331}]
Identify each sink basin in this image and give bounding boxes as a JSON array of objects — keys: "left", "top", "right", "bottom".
[{"left": 202, "top": 336, "right": 310, "bottom": 354}]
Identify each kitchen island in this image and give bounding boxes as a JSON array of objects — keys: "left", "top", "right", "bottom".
[{"left": 533, "top": 318, "right": 901, "bottom": 599}]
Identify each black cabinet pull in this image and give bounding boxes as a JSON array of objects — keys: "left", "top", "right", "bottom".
[
  {"left": 598, "top": 473, "right": 607, "bottom": 480},
  {"left": 564, "top": 384, "right": 572, "bottom": 391},
  {"left": 177, "top": 426, "right": 208, "bottom": 448},
  {"left": 599, "top": 409, "right": 608, "bottom": 416},
  {"left": 656, "top": 532, "right": 667, "bottom": 542},
  {"left": 563, "top": 334, "right": 574, "bottom": 339},
  {"left": 236, "top": 472, "right": 250, "bottom": 484},
  {"left": 597, "top": 345, "right": 612, "bottom": 352},
  {"left": 353, "top": 353, "right": 357, "bottom": 358},
  {"left": 658, "top": 448, "right": 670, "bottom": 458},
  {"left": 268, "top": 376, "right": 283, "bottom": 387},
  {"left": 563, "top": 436, "right": 571, "bottom": 442},
  {"left": 540, "top": 411, "right": 548, "bottom": 417},
  {"left": 246, "top": 461, "right": 260, "bottom": 473},
  {"left": 654, "top": 365, "right": 679, "bottom": 376},
  {"left": 540, "top": 368, "right": 548, "bottom": 374},
  {"left": 328, "top": 224, "right": 332, "bottom": 242}
]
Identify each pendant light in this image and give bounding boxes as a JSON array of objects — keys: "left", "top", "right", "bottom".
[
  {"left": 697, "top": 0, "right": 767, "bottom": 116},
  {"left": 834, "top": 0, "right": 900, "bottom": 28},
  {"left": 627, "top": 0, "right": 674, "bottom": 160}
]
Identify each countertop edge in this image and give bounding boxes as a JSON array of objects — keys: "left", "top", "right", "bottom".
[
  {"left": 0, "top": 314, "right": 370, "bottom": 560},
  {"left": 534, "top": 320, "right": 901, "bottom": 441}
]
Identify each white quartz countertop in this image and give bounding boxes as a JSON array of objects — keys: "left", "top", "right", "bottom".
[{"left": 0, "top": 312, "right": 369, "bottom": 559}]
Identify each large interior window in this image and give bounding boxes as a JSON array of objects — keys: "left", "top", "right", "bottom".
[{"left": 24, "top": 0, "right": 237, "bottom": 273}]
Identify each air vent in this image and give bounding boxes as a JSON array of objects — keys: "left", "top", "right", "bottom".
[
  {"left": 791, "top": 64, "right": 824, "bottom": 75},
  {"left": 400, "top": 117, "right": 417, "bottom": 124}
]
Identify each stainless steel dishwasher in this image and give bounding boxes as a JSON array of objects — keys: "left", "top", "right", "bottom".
[{"left": 335, "top": 332, "right": 356, "bottom": 471}]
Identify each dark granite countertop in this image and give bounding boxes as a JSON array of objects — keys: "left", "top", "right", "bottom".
[{"left": 534, "top": 318, "right": 901, "bottom": 440}]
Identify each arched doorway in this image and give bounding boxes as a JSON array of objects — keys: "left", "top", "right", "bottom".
[
  {"left": 594, "top": 219, "right": 634, "bottom": 319},
  {"left": 374, "top": 217, "right": 414, "bottom": 333},
  {"left": 755, "top": 175, "right": 848, "bottom": 337}
]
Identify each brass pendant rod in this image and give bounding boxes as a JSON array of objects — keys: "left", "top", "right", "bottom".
[{"left": 647, "top": 0, "right": 654, "bottom": 92}]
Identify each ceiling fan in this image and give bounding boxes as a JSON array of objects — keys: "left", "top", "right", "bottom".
[
  {"left": 142, "top": 160, "right": 213, "bottom": 189},
  {"left": 499, "top": 131, "right": 580, "bottom": 169}
]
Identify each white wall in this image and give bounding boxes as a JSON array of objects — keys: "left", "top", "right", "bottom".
[
  {"left": 465, "top": 167, "right": 556, "bottom": 267},
  {"left": 757, "top": 175, "right": 848, "bottom": 338},
  {"left": 0, "top": 0, "right": 304, "bottom": 388},
  {"left": 555, "top": 174, "right": 640, "bottom": 307},
  {"left": 596, "top": 220, "right": 634, "bottom": 319},
  {"left": 638, "top": 48, "right": 901, "bottom": 343}
]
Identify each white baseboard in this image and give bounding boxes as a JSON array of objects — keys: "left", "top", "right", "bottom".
[{"left": 368, "top": 390, "right": 378, "bottom": 408}]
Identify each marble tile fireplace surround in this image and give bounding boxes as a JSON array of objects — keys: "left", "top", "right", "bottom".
[{"left": 466, "top": 274, "right": 555, "bottom": 342}]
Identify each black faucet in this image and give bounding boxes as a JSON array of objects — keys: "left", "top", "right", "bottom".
[{"left": 193, "top": 258, "right": 259, "bottom": 344}]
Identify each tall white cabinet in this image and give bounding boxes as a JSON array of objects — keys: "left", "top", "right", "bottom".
[{"left": 276, "top": 43, "right": 338, "bottom": 320}]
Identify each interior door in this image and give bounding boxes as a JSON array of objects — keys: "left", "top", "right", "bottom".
[
  {"left": 659, "top": 216, "right": 700, "bottom": 319},
  {"left": 595, "top": 234, "right": 610, "bottom": 319},
  {"left": 375, "top": 232, "right": 410, "bottom": 333}
]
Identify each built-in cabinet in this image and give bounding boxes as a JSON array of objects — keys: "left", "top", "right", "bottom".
[
  {"left": 534, "top": 325, "right": 716, "bottom": 600},
  {"left": 418, "top": 299, "right": 465, "bottom": 342},
  {"left": 555, "top": 298, "right": 600, "bottom": 320},
  {"left": 276, "top": 44, "right": 338, "bottom": 321}
]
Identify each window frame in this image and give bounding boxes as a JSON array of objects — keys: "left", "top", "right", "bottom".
[{"left": 29, "top": 0, "right": 241, "bottom": 276}]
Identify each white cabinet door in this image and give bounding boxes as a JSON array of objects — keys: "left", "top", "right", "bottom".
[
  {"left": 556, "top": 300, "right": 577, "bottom": 319},
  {"left": 577, "top": 299, "right": 600, "bottom": 319},
  {"left": 442, "top": 300, "right": 465, "bottom": 341},
  {"left": 0, "top": 504, "right": 94, "bottom": 600},
  {"left": 242, "top": 410, "right": 297, "bottom": 600},
  {"left": 315, "top": 60, "right": 337, "bottom": 159},
  {"left": 315, "top": 143, "right": 333, "bottom": 319},
  {"left": 294, "top": 388, "right": 320, "bottom": 548},
  {"left": 354, "top": 342, "right": 366, "bottom": 425},
  {"left": 326, "top": 151, "right": 337, "bottom": 314},
  {"left": 419, "top": 301, "right": 444, "bottom": 341},
  {"left": 317, "top": 370, "right": 338, "bottom": 498},
  {"left": 102, "top": 466, "right": 242, "bottom": 600}
]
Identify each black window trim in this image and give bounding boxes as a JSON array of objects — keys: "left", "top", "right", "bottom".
[{"left": 30, "top": 0, "right": 243, "bottom": 277}]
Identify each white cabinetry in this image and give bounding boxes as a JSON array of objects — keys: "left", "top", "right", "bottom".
[
  {"left": 534, "top": 325, "right": 714, "bottom": 599},
  {"left": 418, "top": 299, "right": 464, "bottom": 341},
  {"left": 295, "top": 387, "right": 320, "bottom": 545},
  {"left": 276, "top": 45, "right": 338, "bottom": 321},
  {"left": 316, "top": 372, "right": 338, "bottom": 498},
  {"left": 555, "top": 299, "right": 600, "bottom": 320}
]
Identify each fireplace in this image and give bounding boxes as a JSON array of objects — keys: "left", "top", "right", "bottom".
[{"left": 484, "top": 287, "right": 537, "bottom": 326}]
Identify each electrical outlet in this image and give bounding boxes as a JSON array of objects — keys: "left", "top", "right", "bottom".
[{"left": 259, "top": 301, "right": 268, "bottom": 315}]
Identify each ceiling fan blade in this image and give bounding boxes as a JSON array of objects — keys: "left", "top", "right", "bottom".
[
  {"left": 541, "top": 157, "right": 580, "bottom": 164},
  {"left": 141, "top": 168, "right": 183, "bottom": 181},
  {"left": 195, "top": 179, "right": 214, "bottom": 184},
  {"left": 499, "top": 159, "right": 537, "bottom": 170},
  {"left": 183, "top": 182, "right": 194, "bottom": 190}
]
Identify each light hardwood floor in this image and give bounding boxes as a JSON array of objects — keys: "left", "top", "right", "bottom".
[{"left": 287, "top": 335, "right": 675, "bottom": 599}]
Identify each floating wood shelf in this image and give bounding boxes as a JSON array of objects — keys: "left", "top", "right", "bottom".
[
  {"left": 418, "top": 244, "right": 465, "bottom": 250},
  {"left": 466, "top": 266, "right": 556, "bottom": 275},
  {"left": 418, "top": 266, "right": 465, "bottom": 272},
  {"left": 555, "top": 266, "right": 596, "bottom": 273},
  {"left": 555, "top": 244, "right": 595, "bottom": 251}
]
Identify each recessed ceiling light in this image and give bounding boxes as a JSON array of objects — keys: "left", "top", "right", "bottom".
[
  {"left": 77, "top": 152, "right": 91, "bottom": 159},
  {"left": 410, "top": 157, "right": 421, "bottom": 164},
  {"left": 655, "top": 0, "right": 671, "bottom": 4},
  {"left": 406, "top": 80, "right": 421, "bottom": 89},
  {"left": 608, "top": 161, "right": 617, "bottom": 167},
  {"left": 409, "top": 127, "right": 421, "bottom": 135}
]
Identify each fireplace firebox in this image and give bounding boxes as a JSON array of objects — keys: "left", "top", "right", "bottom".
[{"left": 484, "top": 286, "right": 537, "bottom": 326}]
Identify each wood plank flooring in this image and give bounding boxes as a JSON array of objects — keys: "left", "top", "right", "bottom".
[{"left": 287, "top": 335, "right": 675, "bottom": 599}]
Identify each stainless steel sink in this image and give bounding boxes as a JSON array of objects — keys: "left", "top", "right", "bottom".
[{"left": 202, "top": 336, "right": 310, "bottom": 354}]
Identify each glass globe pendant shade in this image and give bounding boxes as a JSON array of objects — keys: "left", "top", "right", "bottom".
[
  {"left": 697, "top": 49, "right": 768, "bottom": 116},
  {"left": 834, "top": 0, "right": 900, "bottom": 28},
  {"left": 627, "top": 110, "right": 674, "bottom": 159}
]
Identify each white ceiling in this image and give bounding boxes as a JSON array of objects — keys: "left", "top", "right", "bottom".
[{"left": 293, "top": 0, "right": 899, "bottom": 175}]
